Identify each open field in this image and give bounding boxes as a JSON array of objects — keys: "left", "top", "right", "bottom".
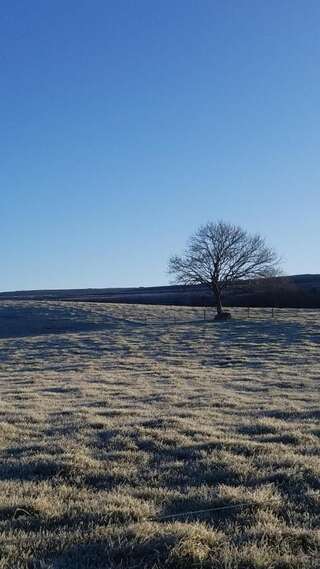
[{"left": 0, "top": 301, "right": 319, "bottom": 568}]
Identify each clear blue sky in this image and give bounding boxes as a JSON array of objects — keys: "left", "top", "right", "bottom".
[{"left": 1, "top": 1, "right": 319, "bottom": 291}]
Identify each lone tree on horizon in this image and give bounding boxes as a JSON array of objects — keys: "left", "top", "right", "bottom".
[{"left": 168, "top": 221, "right": 280, "bottom": 319}]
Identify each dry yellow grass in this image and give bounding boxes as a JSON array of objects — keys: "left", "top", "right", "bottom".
[{"left": 0, "top": 301, "right": 319, "bottom": 568}]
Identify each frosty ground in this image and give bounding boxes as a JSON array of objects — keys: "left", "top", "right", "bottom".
[{"left": 0, "top": 301, "right": 319, "bottom": 568}]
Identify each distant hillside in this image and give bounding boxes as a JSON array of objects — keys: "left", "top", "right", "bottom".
[{"left": 1, "top": 274, "right": 320, "bottom": 308}]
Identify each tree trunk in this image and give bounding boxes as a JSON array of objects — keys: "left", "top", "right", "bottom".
[
  {"left": 216, "top": 294, "right": 223, "bottom": 315},
  {"left": 212, "top": 282, "right": 223, "bottom": 315}
]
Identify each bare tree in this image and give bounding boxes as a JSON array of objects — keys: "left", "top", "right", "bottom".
[{"left": 168, "top": 221, "right": 280, "bottom": 319}]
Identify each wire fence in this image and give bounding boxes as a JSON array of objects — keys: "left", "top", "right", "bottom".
[{"left": 135, "top": 306, "right": 317, "bottom": 325}]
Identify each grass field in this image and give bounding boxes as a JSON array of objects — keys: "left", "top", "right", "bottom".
[{"left": 0, "top": 301, "right": 319, "bottom": 568}]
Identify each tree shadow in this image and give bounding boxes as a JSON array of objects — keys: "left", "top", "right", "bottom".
[{"left": 207, "top": 318, "right": 306, "bottom": 349}]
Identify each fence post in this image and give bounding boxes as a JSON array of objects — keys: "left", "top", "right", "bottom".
[
  {"left": 203, "top": 309, "right": 206, "bottom": 321},
  {"left": 247, "top": 307, "right": 250, "bottom": 318},
  {"left": 272, "top": 307, "right": 274, "bottom": 318}
]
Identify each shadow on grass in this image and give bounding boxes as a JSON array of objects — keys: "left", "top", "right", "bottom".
[
  {"left": 264, "top": 408, "right": 320, "bottom": 421},
  {"left": 202, "top": 318, "right": 306, "bottom": 348},
  {"left": 0, "top": 459, "right": 63, "bottom": 481},
  {"left": 0, "top": 303, "right": 142, "bottom": 339}
]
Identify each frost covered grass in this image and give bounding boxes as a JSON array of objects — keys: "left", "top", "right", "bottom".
[{"left": 0, "top": 301, "right": 319, "bottom": 568}]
